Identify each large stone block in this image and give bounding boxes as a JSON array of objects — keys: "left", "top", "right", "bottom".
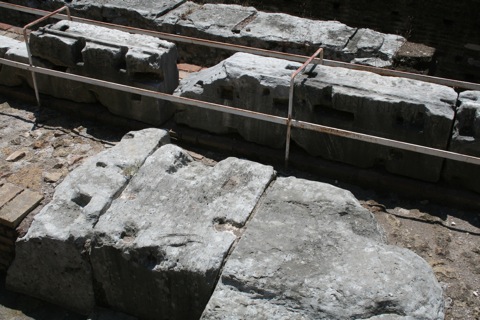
[
  {"left": 443, "top": 90, "right": 480, "bottom": 193},
  {"left": 91, "top": 144, "right": 275, "bottom": 319},
  {"left": 292, "top": 61, "right": 456, "bottom": 182},
  {"left": 202, "top": 177, "right": 444, "bottom": 320},
  {"left": 0, "top": 36, "right": 97, "bottom": 103},
  {"left": 27, "top": 20, "right": 179, "bottom": 125},
  {"left": 174, "top": 53, "right": 457, "bottom": 182},
  {"left": 6, "top": 129, "right": 170, "bottom": 314},
  {"left": 174, "top": 52, "right": 293, "bottom": 148},
  {"left": 236, "top": 11, "right": 356, "bottom": 59}
]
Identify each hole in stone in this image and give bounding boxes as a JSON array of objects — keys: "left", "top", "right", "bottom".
[
  {"left": 315, "top": 105, "right": 354, "bottom": 122},
  {"left": 52, "top": 65, "right": 68, "bottom": 72},
  {"left": 285, "top": 65, "right": 298, "bottom": 71},
  {"left": 459, "top": 125, "right": 475, "bottom": 137},
  {"left": 195, "top": 80, "right": 204, "bottom": 87},
  {"left": 59, "top": 24, "right": 70, "bottom": 31},
  {"left": 124, "top": 133, "right": 135, "bottom": 139},
  {"left": 96, "top": 161, "right": 107, "bottom": 168},
  {"left": 132, "top": 72, "right": 164, "bottom": 82},
  {"left": 443, "top": 19, "right": 454, "bottom": 27},
  {"left": 273, "top": 98, "right": 289, "bottom": 111},
  {"left": 72, "top": 193, "right": 92, "bottom": 207},
  {"left": 305, "top": 71, "right": 317, "bottom": 78},
  {"left": 220, "top": 86, "right": 234, "bottom": 100}
]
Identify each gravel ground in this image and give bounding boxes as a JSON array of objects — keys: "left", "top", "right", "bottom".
[{"left": 0, "top": 96, "right": 479, "bottom": 319}]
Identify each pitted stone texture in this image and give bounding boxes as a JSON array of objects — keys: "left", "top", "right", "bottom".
[
  {"left": 6, "top": 129, "right": 170, "bottom": 315},
  {"left": 237, "top": 11, "right": 356, "bottom": 60},
  {"left": 91, "top": 144, "right": 275, "bottom": 320},
  {"left": 27, "top": 20, "right": 179, "bottom": 125},
  {"left": 344, "top": 28, "right": 406, "bottom": 67},
  {"left": 0, "top": 35, "right": 97, "bottom": 103},
  {"left": 70, "top": 0, "right": 186, "bottom": 27},
  {"left": 292, "top": 61, "right": 456, "bottom": 182},
  {"left": 175, "top": 53, "right": 456, "bottom": 182},
  {"left": 174, "top": 52, "right": 294, "bottom": 148},
  {"left": 443, "top": 91, "right": 480, "bottom": 193},
  {"left": 202, "top": 177, "right": 444, "bottom": 320}
]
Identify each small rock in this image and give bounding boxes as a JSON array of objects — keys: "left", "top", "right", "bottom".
[
  {"left": 451, "top": 221, "right": 456, "bottom": 226},
  {"left": 53, "top": 162, "right": 64, "bottom": 169},
  {"left": 43, "top": 171, "right": 63, "bottom": 183},
  {"left": 68, "top": 155, "right": 85, "bottom": 166},
  {"left": 473, "top": 291, "right": 478, "bottom": 297},
  {"left": 6, "top": 150, "right": 26, "bottom": 162},
  {"left": 32, "top": 140, "right": 45, "bottom": 149},
  {"left": 72, "top": 126, "right": 84, "bottom": 134}
]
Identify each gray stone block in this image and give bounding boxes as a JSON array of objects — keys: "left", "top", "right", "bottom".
[
  {"left": 236, "top": 11, "right": 356, "bottom": 59},
  {"left": 0, "top": 37, "right": 97, "bottom": 103},
  {"left": 443, "top": 91, "right": 480, "bottom": 193},
  {"left": 292, "top": 61, "right": 456, "bottom": 182},
  {"left": 174, "top": 52, "right": 293, "bottom": 148},
  {"left": 91, "top": 144, "right": 275, "bottom": 319},
  {"left": 6, "top": 129, "right": 170, "bottom": 315},
  {"left": 28, "top": 20, "right": 179, "bottom": 125},
  {"left": 174, "top": 53, "right": 457, "bottom": 182},
  {"left": 202, "top": 177, "right": 444, "bottom": 320}
]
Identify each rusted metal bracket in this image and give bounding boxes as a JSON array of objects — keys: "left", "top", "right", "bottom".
[{"left": 285, "top": 47, "right": 324, "bottom": 167}]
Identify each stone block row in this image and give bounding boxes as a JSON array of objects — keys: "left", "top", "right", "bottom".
[
  {"left": 0, "top": 20, "right": 179, "bottom": 125},
  {"left": 6, "top": 129, "right": 444, "bottom": 319},
  {"left": 3, "top": 0, "right": 414, "bottom": 69},
  {"left": 174, "top": 52, "right": 458, "bottom": 183}
]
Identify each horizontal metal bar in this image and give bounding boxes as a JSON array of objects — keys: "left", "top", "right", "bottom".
[
  {"left": 0, "top": 58, "right": 287, "bottom": 126},
  {"left": 1, "top": 1, "right": 479, "bottom": 90},
  {"left": 292, "top": 120, "right": 480, "bottom": 165},
  {"left": 1, "top": 57, "right": 479, "bottom": 166}
]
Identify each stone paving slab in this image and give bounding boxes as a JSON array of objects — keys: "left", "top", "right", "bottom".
[{"left": 201, "top": 177, "right": 444, "bottom": 320}]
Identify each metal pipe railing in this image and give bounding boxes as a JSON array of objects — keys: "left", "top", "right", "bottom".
[
  {"left": 1, "top": 57, "right": 479, "bottom": 167},
  {"left": 21, "top": 5, "right": 71, "bottom": 106},
  {"left": 1, "top": 1, "right": 480, "bottom": 91}
]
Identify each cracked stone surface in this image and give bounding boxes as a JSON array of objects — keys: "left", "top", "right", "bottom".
[
  {"left": 6, "top": 128, "right": 170, "bottom": 314},
  {"left": 90, "top": 144, "right": 275, "bottom": 319},
  {"left": 443, "top": 90, "right": 480, "bottom": 193},
  {"left": 174, "top": 52, "right": 457, "bottom": 182},
  {"left": 201, "top": 177, "right": 444, "bottom": 320}
]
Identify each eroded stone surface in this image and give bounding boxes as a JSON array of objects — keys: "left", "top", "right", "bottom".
[
  {"left": 6, "top": 129, "right": 170, "bottom": 314},
  {"left": 91, "top": 144, "right": 275, "bottom": 319},
  {"left": 202, "top": 177, "right": 444, "bottom": 320},
  {"left": 174, "top": 52, "right": 457, "bottom": 182},
  {"left": 443, "top": 90, "right": 480, "bottom": 192}
]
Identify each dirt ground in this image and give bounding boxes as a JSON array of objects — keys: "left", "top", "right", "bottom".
[{"left": 0, "top": 96, "right": 479, "bottom": 319}]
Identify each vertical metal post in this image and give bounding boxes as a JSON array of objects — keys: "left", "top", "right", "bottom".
[
  {"left": 285, "top": 47, "right": 324, "bottom": 167},
  {"left": 22, "top": 6, "right": 72, "bottom": 107}
]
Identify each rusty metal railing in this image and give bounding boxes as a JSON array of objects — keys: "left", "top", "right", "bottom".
[
  {"left": 1, "top": 57, "right": 480, "bottom": 167},
  {"left": 21, "top": 5, "right": 72, "bottom": 106}
]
